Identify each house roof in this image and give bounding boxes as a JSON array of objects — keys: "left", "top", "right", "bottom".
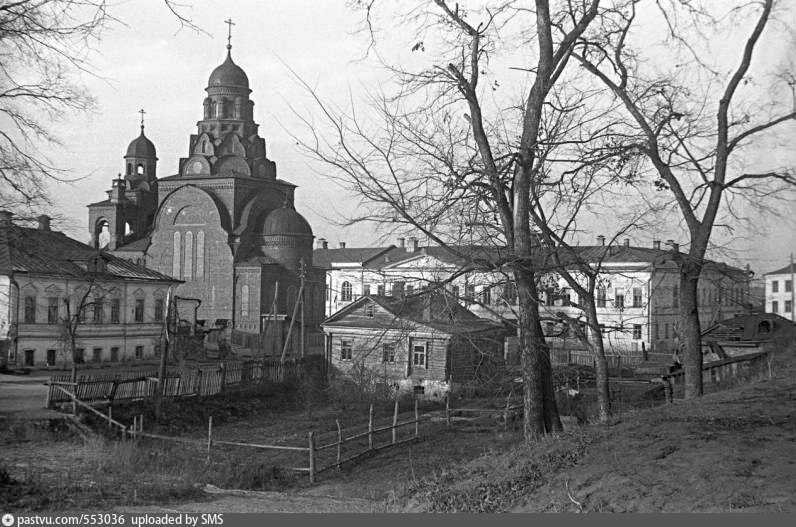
[
  {"left": 702, "top": 313, "right": 795, "bottom": 342},
  {"left": 313, "top": 242, "right": 749, "bottom": 275},
  {"left": 764, "top": 263, "right": 796, "bottom": 276},
  {"left": 0, "top": 222, "right": 179, "bottom": 283},
  {"left": 113, "top": 235, "right": 151, "bottom": 252},
  {"left": 323, "top": 292, "right": 506, "bottom": 335}
]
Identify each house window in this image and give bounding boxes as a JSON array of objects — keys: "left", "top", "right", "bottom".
[
  {"left": 772, "top": 280, "right": 779, "bottom": 293},
  {"left": 23, "top": 349, "right": 34, "bottom": 366},
  {"left": 786, "top": 280, "right": 793, "bottom": 293},
  {"left": 413, "top": 385, "right": 425, "bottom": 395},
  {"left": 412, "top": 341, "right": 427, "bottom": 368},
  {"left": 654, "top": 322, "right": 659, "bottom": 340},
  {"left": 340, "top": 339, "right": 353, "bottom": 361},
  {"left": 92, "top": 347, "right": 102, "bottom": 362},
  {"left": 134, "top": 299, "right": 145, "bottom": 322},
  {"left": 133, "top": 346, "right": 143, "bottom": 359},
  {"left": 78, "top": 305, "right": 87, "bottom": 324},
  {"left": 596, "top": 288, "right": 606, "bottom": 308},
  {"left": 47, "top": 297, "right": 58, "bottom": 324},
  {"left": 111, "top": 299, "right": 120, "bottom": 323},
  {"left": 665, "top": 323, "right": 670, "bottom": 339},
  {"left": 560, "top": 288, "right": 571, "bottom": 306},
  {"left": 632, "top": 324, "right": 642, "bottom": 340},
  {"left": 365, "top": 303, "right": 375, "bottom": 318},
  {"left": 240, "top": 285, "right": 249, "bottom": 318},
  {"left": 110, "top": 347, "right": 119, "bottom": 362},
  {"left": 392, "top": 281, "right": 405, "bottom": 297},
  {"left": 482, "top": 286, "right": 491, "bottom": 305},
  {"left": 24, "top": 296, "right": 36, "bottom": 323},
  {"left": 544, "top": 321, "right": 556, "bottom": 335},
  {"left": 786, "top": 300, "right": 793, "bottom": 313},
  {"left": 546, "top": 287, "right": 555, "bottom": 306},
  {"left": 377, "top": 284, "right": 385, "bottom": 296},
  {"left": 465, "top": 285, "right": 476, "bottom": 301},
  {"left": 155, "top": 298, "right": 165, "bottom": 322},
  {"left": 74, "top": 348, "right": 84, "bottom": 363},
  {"left": 46, "top": 349, "right": 56, "bottom": 366},
  {"left": 406, "top": 285, "right": 414, "bottom": 295},
  {"left": 614, "top": 289, "right": 625, "bottom": 309},
  {"left": 93, "top": 300, "right": 104, "bottom": 324},
  {"left": 363, "top": 284, "right": 371, "bottom": 296},
  {"left": 633, "top": 288, "right": 642, "bottom": 308},
  {"left": 341, "top": 281, "right": 353, "bottom": 302},
  {"left": 772, "top": 301, "right": 779, "bottom": 313},
  {"left": 382, "top": 343, "right": 395, "bottom": 363},
  {"left": 451, "top": 285, "right": 460, "bottom": 299},
  {"left": 673, "top": 285, "right": 679, "bottom": 308}
]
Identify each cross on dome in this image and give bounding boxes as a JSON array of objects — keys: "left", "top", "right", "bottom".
[{"left": 224, "top": 18, "right": 235, "bottom": 51}]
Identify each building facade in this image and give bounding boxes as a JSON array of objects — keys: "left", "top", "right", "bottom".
[
  {"left": 0, "top": 212, "right": 180, "bottom": 367},
  {"left": 314, "top": 237, "right": 753, "bottom": 355},
  {"left": 764, "top": 262, "right": 795, "bottom": 322},
  {"left": 86, "top": 40, "right": 326, "bottom": 355}
]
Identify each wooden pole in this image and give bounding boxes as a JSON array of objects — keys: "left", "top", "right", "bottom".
[
  {"left": 336, "top": 419, "right": 342, "bottom": 466},
  {"left": 308, "top": 431, "right": 316, "bottom": 484},
  {"left": 392, "top": 399, "right": 399, "bottom": 444},
  {"left": 206, "top": 416, "right": 213, "bottom": 464},
  {"left": 45, "top": 382, "right": 52, "bottom": 409},
  {"left": 504, "top": 392, "right": 511, "bottom": 431},
  {"left": 414, "top": 398, "right": 419, "bottom": 438},
  {"left": 300, "top": 260, "right": 306, "bottom": 359},
  {"left": 155, "top": 287, "right": 172, "bottom": 420},
  {"left": 445, "top": 394, "right": 451, "bottom": 429},
  {"left": 107, "top": 406, "right": 112, "bottom": 429},
  {"left": 368, "top": 403, "right": 374, "bottom": 450},
  {"left": 139, "top": 413, "right": 144, "bottom": 433}
]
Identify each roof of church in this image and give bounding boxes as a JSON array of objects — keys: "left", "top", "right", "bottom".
[
  {"left": 125, "top": 128, "right": 157, "bottom": 159},
  {"left": 0, "top": 221, "right": 176, "bottom": 282},
  {"left": 263, "top": 205, "right": 313, "bottom": 237},
  {"left": 208, "top": 50, "right": 249, "bottom": 90},
  {"left": 113, "top": 236, "right": 151, "bottom": 252}
]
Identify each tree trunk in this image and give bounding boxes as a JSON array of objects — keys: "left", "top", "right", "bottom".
[
  {"left": 680, "top": 262, "right": 703, "bottom": 398},
  {"left": 515, "top": 266, "right": 561, "bottom": 439},
  {"left": 583, "top": 298, "right": 610, "bottom": 423}
]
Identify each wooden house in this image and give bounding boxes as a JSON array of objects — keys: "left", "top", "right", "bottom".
[{"left": 321, "top": 291, "right": 508, "bottom": 397}]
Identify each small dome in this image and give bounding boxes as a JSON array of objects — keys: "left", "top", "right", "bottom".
[
  {"left": 263, "top": 204, "right": 313, "bottom": 237},
  {"left": 208, "top": 51, "right": 249, "bottom": 89},
  {"left": 125, "top": 128, "right": 156, "bottom": 159}
]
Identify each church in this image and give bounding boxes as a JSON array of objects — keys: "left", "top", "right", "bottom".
[{"left": 86, "top": 33, "right": 326, "bottom": 356}]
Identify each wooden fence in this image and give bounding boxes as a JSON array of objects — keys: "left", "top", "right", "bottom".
[
  {"left": 660, "top": 351, "right": 771, "bottom": 400},
  {"left": 46, "top": 359, "right": 301, "bottom": 408},
  {"left": 549, "top": 348, "right": 624, "bottom": 369}
]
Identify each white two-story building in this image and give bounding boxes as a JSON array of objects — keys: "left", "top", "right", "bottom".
[{"left": 764, "top": 261, "right": 795, "bottom": 322}]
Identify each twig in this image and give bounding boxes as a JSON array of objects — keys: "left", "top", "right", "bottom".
[{"left": 566, "top": 480, "right": 583, "bottom": 512}]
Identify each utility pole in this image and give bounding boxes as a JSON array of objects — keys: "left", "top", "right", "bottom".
[
  {"left": 280, "top": 258, "right": 306, "bottom": 364},
  {"left": 300, "top": 259, "right": 306, "bottom": 358},
  {"left": 155, "top": 287, "right": 172, "bottom": 420}
]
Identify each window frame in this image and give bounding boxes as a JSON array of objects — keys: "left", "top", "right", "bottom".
[
  {"left": 24, "top": 296, "right": 36, "bottom": 324},
  {"left": 382, "top": 343, "right": 396, "bottom": 363},
  {"left": 134, "top": 299, "right": 145, "bottom": 323},
  {"left": 341, "top": 281, "right": 353, "bottom": 302},
  {"left": 412, "top": 340, "right": 427, "bottom": 369},
  {"left": 340, "top": 339, "right": 353, "bottom": 361}
]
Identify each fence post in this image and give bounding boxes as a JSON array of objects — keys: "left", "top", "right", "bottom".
[
  {"left": 139, "top": 414, "right": 144, "bottom": 433},
  {"left": 206, "top": 416, "right": 213, "bottom": 464},
  {"left": 196, "top": 369, "right": 203, "bottom": 396},
  {"left": 503, "top": 392, "right": 512, "bottom": 431},
  {"left": 392, "top": 399, "right": 399, "bottom": 444},
  {"left": 414, "top": 398, "right": 419, "bottom": 439},
  {"left": 368, "top": 404, "right": 374, "bottom": 450},
  {"left": 308, "top": 431, "right": 316, "bottom": 484},
  {"left": 335, "top": 419, "right": 342, "bottom": 467},
  {"left": 445, "top": 394, "right": 451, "bottom": 429},
  {"left": 219, "top": 364, "right": 227, "bottom": 394},
  {"left": 663, "top": 377, "right": 673, "bottom": 404},
  {"left": 107, "top": 407, "right": 112, "bottom": 429},
  {"left": 45, "top": 382, "right": 52, "bottom": 409}
]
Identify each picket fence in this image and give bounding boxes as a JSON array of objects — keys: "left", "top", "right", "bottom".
[{"left": 46, "top": 359, "right": 300, "bottom": 408}]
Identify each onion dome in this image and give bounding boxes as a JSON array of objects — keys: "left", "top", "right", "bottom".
[
  {"left": 125, "top": 127, "right": 156, "bottom": 159},
  {"left": 207, "top": 50, "right": 249, "bottom": 90},
  {"left": 263, "top": 204, "right": 313, "bottom": 237}
]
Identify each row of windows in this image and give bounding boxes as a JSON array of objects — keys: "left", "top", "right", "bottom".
[
  {"left": 544, "top": 320, "right": 644, "bottom": 340},
  {"left": 339, "top": 340, "right": 427, "bottom": 368},
  {"left": 771, "top": 300, "right": 793, "bottom": 314},
  {"left": 22, "top": 296, "right": 163, "bottom": 325},
  {"left": 173, "top": 230, "right": 206, "bottom": 281},
  {"left": 771, "top": 279, "right": 793, "bottom": 293},
  {"left": 15, "top": 345, "right": 147, "bottom": 367}
]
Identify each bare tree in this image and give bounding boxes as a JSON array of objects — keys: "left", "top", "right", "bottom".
[
  {"left": 573, "top": 0, "right": 796, "bottom": 398},
  {"left": 294, "top": 1, "right": 641, "bottom": 439},
  {"left": 0, "top": 0, "right": 204, "bottom": 215}
]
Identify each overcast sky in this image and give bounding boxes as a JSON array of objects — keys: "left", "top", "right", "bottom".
[{"left": 43, "top": 0, "right": 795, "bottom": 276}]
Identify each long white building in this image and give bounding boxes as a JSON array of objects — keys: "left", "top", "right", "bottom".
[{"left": 764, "top": 261, "right": 795, "bottom": 322}]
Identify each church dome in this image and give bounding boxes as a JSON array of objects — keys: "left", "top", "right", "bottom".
[
  {"left": 125, "top": 128, "right": 156, "bottom": 159},
  {"left": 208, "top": 51, "right": 249, "bottom": 89},
  {"left": 263, "top": 204, "right": 313, "bottom": 237}
]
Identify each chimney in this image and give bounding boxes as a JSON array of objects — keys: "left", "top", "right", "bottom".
[
  {"left": 666, "top": 239, "right": 679, "bottom": 252},
  {"left": 653, "top": 240, "right": 661, "bottom": 250},
  {"left": 0, "top": 210, "right": 12, "bottom": 226},
  {"left": 37, "top": 215, "right": 51, "bottom": 231},
  {"left": 597, "top": 235, "right": 606, "bottom": 246},
  {"left": 397, "top": 237, "right": 405, "bottom": 248},
  {"left": 317, "top": 237, "right": 327, "bottom": 249},
  {"left": 408, "top": 237, "right": 418, "bottom": 252},
  {"left": 623, "top": 238, "right": 630, "bottom": 247},
  {"left": 338, "top": 241, "right": 346, "bottom": 249}
]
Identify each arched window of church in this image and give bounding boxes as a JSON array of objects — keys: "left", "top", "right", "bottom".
[
  {"left": 196, "top": 231, "right": 205, "bottom": 279},
  {"left": 341, "top": 281, "right": 353, "bottom": 302},
  {"left": 184, "top": 231, "right": 193, "bottom": 280},
  {"left": 136, "top": 164, "right": 144, "bottom": 175},
  {"left": 172, "top": 231, "right": 181, "bottom": 278},
  {"left": 241, "top": 285, "right": 249, "bottom": 318}
]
